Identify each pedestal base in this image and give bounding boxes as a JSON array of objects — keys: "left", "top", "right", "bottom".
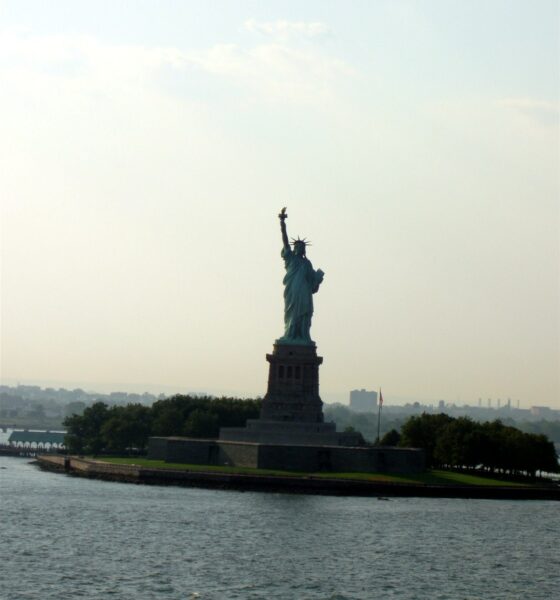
[
  {"left": 260, "top": 343, "right": 324, "bottom": 423},
  {"left": 219, "top": 418, "right": 361, "bottom": 446},
  {"left": 219, "top": 342, "right": 363, "bottom": 446}
]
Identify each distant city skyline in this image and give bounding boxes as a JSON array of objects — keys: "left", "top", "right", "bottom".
[
  {"left": 0, "top": 377, "right": 551, "bottom": 411},
  {"left": 1, "top": 1, "right": 558, "bottom": 407}
]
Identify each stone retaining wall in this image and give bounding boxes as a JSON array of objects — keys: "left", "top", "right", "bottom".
[
  {"left": 35, "top": 455, "right": 560, "bottom": 500},
  {"left": 148, "top": 437, "right": 426, "bottom": 474}
]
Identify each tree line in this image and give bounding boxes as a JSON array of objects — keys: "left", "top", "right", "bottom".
[
  {"left": 326, "top": 403, "right": 560, "bottom": 444},
  {"left": 63, "top": 395, "right": 260, "bottom": 455},
  {"left": 388, "top": 413, "right": 559, "bottom": 477}
]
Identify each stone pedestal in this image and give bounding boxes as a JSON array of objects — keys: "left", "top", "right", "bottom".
[
  {"left": 220, "top": 343, "right": 361, "bottom": 446},
  {"left": 260, "top": 343, "right": 324, "bottom": 423}
]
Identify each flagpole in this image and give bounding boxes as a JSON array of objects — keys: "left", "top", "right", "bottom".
[{"left": 376, "top": 388, "right": 383, "bottom": 445}]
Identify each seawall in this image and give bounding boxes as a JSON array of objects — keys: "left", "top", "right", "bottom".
[{"left": 36, "top": 455, "right": 560, "bottom": 500}]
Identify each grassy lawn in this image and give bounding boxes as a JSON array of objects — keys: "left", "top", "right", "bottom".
[{"left": 97, "top": 457, "right": 528, "bottom": 487}]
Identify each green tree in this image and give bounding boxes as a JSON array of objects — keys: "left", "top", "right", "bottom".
[
  {"left": 183, "top": 410, "right": 220, "bottom": 438},
  {"left": 63, "top": 401, "right": 109, "bottom": 455},
  {"left": 380, "top": 429, "right": 401, "bottom": 446},
  {"left": 101, "top": 404, "right": 152, "bottom": 454},
  {"left": 433, "top": 417, "right": 480, "bottom": 469},
  {"left": 399, "top": 413, "right": 454, "bottom": 467}
]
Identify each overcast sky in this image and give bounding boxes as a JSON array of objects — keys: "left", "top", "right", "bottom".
[{"left": 1, "top": 1, "right": 558, "bottom": 407}]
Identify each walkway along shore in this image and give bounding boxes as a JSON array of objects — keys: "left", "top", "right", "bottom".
[{"left": 36, "top": 455, "right": 560, "bottom": 500}]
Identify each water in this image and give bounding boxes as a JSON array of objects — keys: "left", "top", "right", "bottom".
[{"left": 1, "top": 456, "right": 559, "bottom": 600}]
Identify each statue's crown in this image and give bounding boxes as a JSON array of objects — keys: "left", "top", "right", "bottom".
[{"left": 290, "top": 237, "right": 311, "bottom": 247}]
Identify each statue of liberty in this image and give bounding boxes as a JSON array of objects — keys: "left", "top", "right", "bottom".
[{"left": 276, "top": 208, "right": 324, "bottom": 346}]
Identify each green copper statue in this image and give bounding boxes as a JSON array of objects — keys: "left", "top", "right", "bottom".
[{"left": 276, "top": 208, "right": 324, "bottom": 346}]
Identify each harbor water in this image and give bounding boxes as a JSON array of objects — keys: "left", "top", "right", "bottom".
[{"left": 1, "top": 456, "right": 559, "bottom": 600}]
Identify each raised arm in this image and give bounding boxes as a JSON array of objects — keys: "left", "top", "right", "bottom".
[{"left": 278, "top": 207, "right": 290, "bottom": 252}]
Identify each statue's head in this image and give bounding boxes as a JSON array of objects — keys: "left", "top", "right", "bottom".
[{"left": 291, "top": 238, "right": 310, "bottom": 257}]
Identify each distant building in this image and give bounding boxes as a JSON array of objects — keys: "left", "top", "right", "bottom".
[
  {"left": 349, "top": 389, "right": 378, "bottom": 412},
  {"left": 8, "top": 430, "right": 66, "bottom": 449}
]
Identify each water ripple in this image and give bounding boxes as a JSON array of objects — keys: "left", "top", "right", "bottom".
[{"left": 1, "top": 457, "right": 559, "bottom": 600}]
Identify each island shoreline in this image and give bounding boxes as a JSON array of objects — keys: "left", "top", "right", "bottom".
[{"left": 35, "top": 455, "right": 560, "bottom": 500}]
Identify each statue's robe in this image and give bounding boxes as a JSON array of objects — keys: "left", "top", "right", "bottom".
[{"left": 278, "top": 246, "right": 323, "bottom": 344}]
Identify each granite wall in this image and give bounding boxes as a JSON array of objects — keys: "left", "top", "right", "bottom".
[{"left": 147, "top": 437, "right": 425, "bottom": 474}]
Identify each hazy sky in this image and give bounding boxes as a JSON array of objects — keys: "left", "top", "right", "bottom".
[{"left": 1, "top": 1, "right": 558, "bottom": 407}]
